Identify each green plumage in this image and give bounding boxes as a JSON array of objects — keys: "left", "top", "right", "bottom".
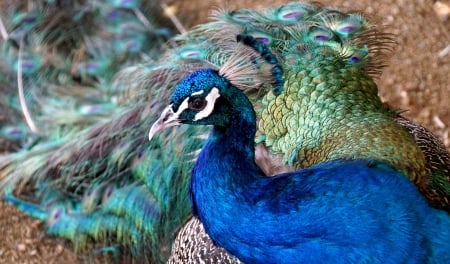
[{"left": 258, "top": 49, "right": 427, "bottom": 182}]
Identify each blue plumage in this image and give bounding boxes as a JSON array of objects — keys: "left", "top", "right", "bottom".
[{"left": 150, "top": 68, "right": 450, "bottom": 263}]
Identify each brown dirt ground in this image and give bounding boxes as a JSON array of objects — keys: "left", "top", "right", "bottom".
[{"left": 1, "top": 0, "right": 449, "bottom": 263}]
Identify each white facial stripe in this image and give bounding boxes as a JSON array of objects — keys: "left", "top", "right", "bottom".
[
  {"left": 191, "top": 90, "right": 204, "bottom": 96},
  {"left": 149, "top": 104, "right": 180, "bottom": 141},
  {"left": 194, "top": 87, "right": 220, "bottom": 121},
  {"left": 173, "top": 98, "right": 189, "bottom": 120}
]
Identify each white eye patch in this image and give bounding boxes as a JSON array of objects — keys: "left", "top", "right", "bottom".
[
  {"left": 194, "top": 87, "right": 220, "bottom": 121},
  {"left": 174, "top": 97, "right": 190, "bottom": 118},
  {"left": 191, "top": 90, "right": 204, "bottom": 96},
  {"left": 173, "top": 88, "right": 221, "bottom": 121}
]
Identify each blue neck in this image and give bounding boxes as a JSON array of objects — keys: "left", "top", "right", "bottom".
[
  {"left": 186, "top": 85, "right": 450, "bottom": 264},
  {"left": 189, "top": 86, "right": 264, "bottom": 215}
]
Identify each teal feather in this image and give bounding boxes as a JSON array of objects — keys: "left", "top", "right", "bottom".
[
  {"left": 46, "top": 206, "right": 141, "bottom": 253},
  {"left": 3, "top": 190, "right": 49, "bottom": 220}
]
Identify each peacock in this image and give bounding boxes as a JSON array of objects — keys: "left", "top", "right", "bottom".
[
  {"left": 164, "top": 3, "right": 450, "bottom": 262},
  {"left": 0, "top": 1, "right": 449, "bottom": 263},
  {"left": 148, "top": 42, "right": 450, "bottom": 262},
  {"left": 168, "top": 109, "right": 450, "bottom": 264}
]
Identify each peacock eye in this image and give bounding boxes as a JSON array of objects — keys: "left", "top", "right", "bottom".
[{"left": 188, "top": 97, "right": 207, "bottom": 111}]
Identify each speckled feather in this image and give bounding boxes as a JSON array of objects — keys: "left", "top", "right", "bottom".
[{"left": 168, "top": 217, "right": 241, "bottom": 264}]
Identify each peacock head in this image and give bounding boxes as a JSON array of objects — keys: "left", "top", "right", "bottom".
[
  {"left": 148, "top": 68, "right": 234, "bottom": 141},
  {"left": 148, "top": 34, "right": 284, "bottom": 141}
]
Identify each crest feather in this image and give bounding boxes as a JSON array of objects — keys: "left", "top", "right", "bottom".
[{"left": 219, "top": 40, "right": 283, "bottom": 94}]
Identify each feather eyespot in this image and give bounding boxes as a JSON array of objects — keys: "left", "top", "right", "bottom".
[
  {"left": 52, "top": 208, "right": 63, "bottom": 220},
  {"left": 188, "top": 98, "right": 207, "bottom": 111}
]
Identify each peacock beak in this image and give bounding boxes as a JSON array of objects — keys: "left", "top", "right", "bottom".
[{"left": 148, "top": 104, "right": 182, "bottom": 141}]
